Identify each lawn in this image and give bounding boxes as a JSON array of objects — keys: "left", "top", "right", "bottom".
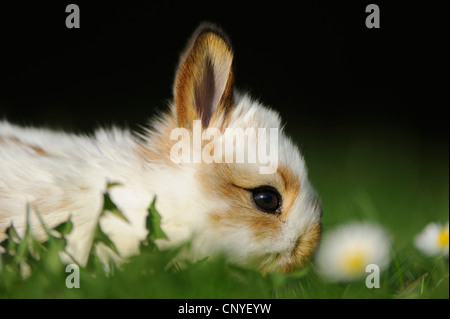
[{"left": 0, "top": 122, "right": 448, "bottom": 299}]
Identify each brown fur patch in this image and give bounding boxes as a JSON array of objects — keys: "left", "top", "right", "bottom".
[
  {"left": 200, "top": 162, "right": 302, "bottom": 242},
  {"left": 0, "top": 136, "right": 51, "bottom": 156},
  {"left": 134, "top": 112, "right": 182, "bottom": 166},
  {"left": 277, "top": 165, "right": 301, "bottom": 220},
  {"left": 200, "top": 162, "right": 282, "bottom": 240},
  {"left": 134, "top": 139, "right": 166, "bottom": 164}
]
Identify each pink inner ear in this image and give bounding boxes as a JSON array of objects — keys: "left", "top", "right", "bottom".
[{"left": 194, "top": 57, "right": 230, "bottom": 128}]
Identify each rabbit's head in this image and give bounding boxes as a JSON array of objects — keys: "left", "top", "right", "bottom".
[{"left": 145, "top": 23, "right": 322, "bottom": 273}]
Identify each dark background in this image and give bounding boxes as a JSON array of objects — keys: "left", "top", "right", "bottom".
[{"left": 0, "top": 1, "right": 448, "bottom": 143}]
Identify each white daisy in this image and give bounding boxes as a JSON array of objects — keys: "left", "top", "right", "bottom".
[
  {"left": 414, "top": 222, "right": 449, "bottom": 257},
  {"left": 315, "top": 222, "right": 391, "bottom": 282}
]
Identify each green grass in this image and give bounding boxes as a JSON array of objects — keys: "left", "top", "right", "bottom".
[{"left": 0, "top": 124, "right": 448, "bottom": 299}]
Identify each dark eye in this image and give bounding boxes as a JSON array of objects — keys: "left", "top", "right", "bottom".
[{"left": 251, "top": 186, "right": 282, "bottom": 214}]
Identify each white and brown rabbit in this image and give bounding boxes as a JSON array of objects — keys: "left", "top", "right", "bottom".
[{"left": 0, "top": 23, "right": 321, "bottom": 273}]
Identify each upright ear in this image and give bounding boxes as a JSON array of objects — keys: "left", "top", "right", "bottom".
[{"left": 173, "top": 23, "right": 235, "bottom": 129}]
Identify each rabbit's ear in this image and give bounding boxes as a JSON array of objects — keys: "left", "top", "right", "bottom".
[{"left": 173, "top": 23, "right": 235, "bottom": 129}]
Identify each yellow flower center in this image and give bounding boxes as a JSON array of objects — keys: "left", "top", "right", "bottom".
[
  {"left": 437, "top": 227, "right": 449, "bottom": 246},
  {"left": 340, "top": 248, "right": 369, "bottom": 276}
]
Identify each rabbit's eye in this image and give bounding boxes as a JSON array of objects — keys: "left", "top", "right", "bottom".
[{"left": 251, "top": 186, "right": 281, "bottom": 214}]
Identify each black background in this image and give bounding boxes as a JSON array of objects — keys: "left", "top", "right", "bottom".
[{"left": 0, "top": 1, "right": 448, "bottom": 143}]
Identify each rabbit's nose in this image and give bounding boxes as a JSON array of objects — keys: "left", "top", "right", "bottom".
[{"left": 277, "top": 221, "right": 322, "bottom": 273}]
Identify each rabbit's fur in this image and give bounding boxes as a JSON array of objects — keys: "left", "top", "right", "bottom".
[{"left": 0, "top": 23, "right": 321, "bottom": 273}]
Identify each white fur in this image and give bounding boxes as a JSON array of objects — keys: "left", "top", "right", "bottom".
[{"left": 0, "top": 91, "right": 320, "bottom": 270}]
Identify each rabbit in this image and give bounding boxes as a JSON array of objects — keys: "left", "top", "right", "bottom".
[{"left": 0, "top": 23, "right": 322, "bottom": 273}]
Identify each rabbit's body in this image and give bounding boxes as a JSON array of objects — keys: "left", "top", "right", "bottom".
[
  {"left": 0, "top": 121, "right": 153, "bottom": 264},
  {"left": 0, "top": 23, "right": 322, "bottom": 272}
]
